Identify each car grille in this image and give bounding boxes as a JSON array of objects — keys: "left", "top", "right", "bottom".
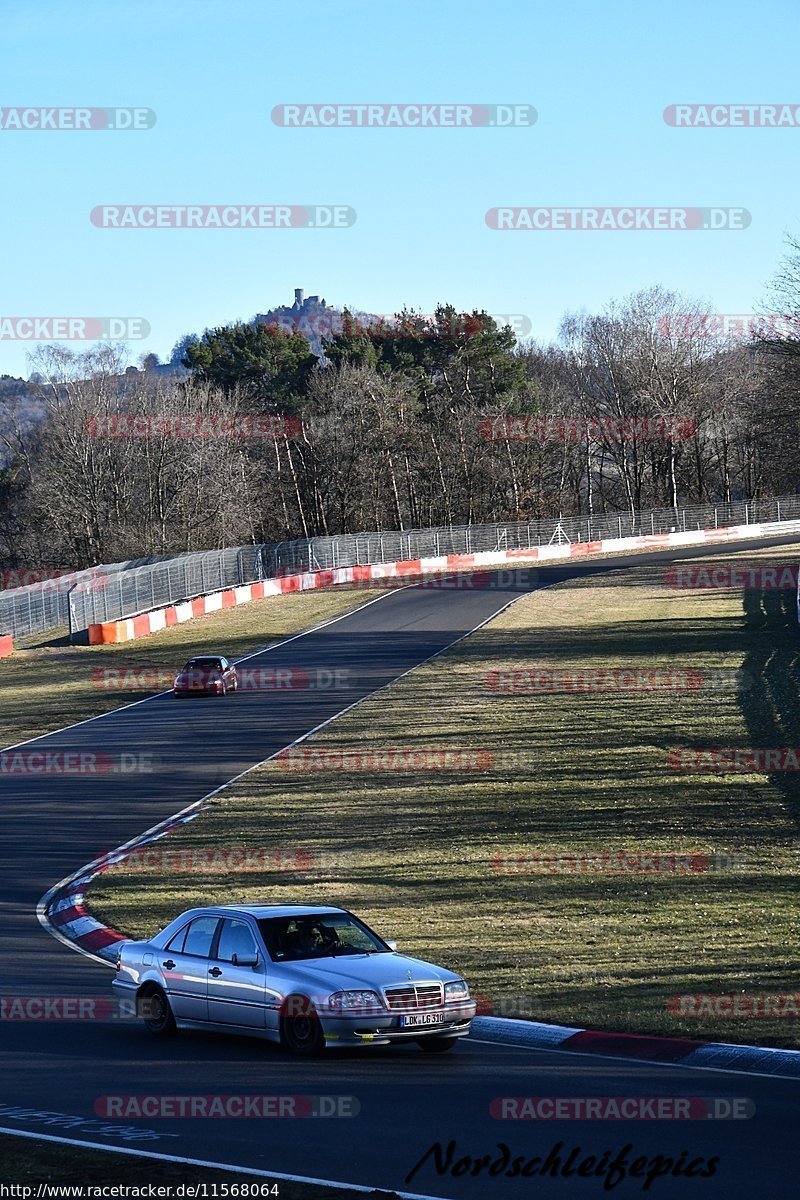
[{"left": 384, "top": 983, "right": 444, "bottom": 1011}]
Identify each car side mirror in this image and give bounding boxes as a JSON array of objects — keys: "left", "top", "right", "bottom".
[
  {"left": 385, "top": 939, "right": 397, "bottom": 952},
  {"left": 232, "top": 952, "right": 259, "bottom": 967}
]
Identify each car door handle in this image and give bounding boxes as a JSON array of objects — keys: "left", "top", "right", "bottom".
[
  {"left": 162, "top": 960, "right": 175, "bottom": 970},
  {"left": 208, "top": 967, "right": 223, "bottom": 977}
]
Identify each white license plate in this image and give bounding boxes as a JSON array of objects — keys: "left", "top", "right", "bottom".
[{"left": 399, "top": 1011, "right": 446, "bottom": 1028}]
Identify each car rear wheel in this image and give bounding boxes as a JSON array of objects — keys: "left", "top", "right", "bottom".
[
  {"left": 139, "top": 985, "right": 176, "bottom": 1035},
  {"left": 416, "top": 1036, "right": 458, "bottom": 1053},
  {"left": 280, "top": 996, "right": 325, "bottom": 1056}
]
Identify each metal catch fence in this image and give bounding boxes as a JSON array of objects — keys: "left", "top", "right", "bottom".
[{"left": 2, "top": 494, "right": 799, "bottom": 639}]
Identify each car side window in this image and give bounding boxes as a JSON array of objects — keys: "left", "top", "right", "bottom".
[
  {"left": 216, "top": 918, "right": 259, "bottom": 963},
  {"left": 164, "top": 924, "right": 189, "bottom": 953},
  {"left": 182, "top": 916, "right": 220, "bottom": 958},
  {"left": 220, "top": 658, "right": 229, "bottom": 669}
]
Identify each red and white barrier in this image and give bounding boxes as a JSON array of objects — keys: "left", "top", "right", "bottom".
[
  {"left": 87, "top": 518, "right": 800, "bottom": 647},
  {"left": 41, "top": 809, "right": 201, "bottom": 963}
]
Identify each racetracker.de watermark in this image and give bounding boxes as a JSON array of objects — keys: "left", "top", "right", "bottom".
[
  {"left": 490, "top": 1096, "right": 753, "bottom": 1120},
  {"left": 272, "top": 747, "right": 494, "bottom": 772},
  {"left": 0, "top": 567, "right": 108, "bottom": 591},
  {"left": 267, "top": 310, "right": 533, "bottom": 340},
  {"left": 85, "top": 414, "right": 302, "bottom": 438},
  {"left": 486, "top": 207, "right": 750, "bottom": 230},
  {"left": 479, "top": 415, "right": 697, "bottom": 441},
  {"left": 95, "top": 1095, "right": 359, "bottom": 1119},
  {"left": 271, "top": 103, "right": 536, "bottom": 127},
  {"left": 333, "top": 569, "right": 539, "bottom": 592},
  {"left": 490, "top": 851, "right": 747, "bottom": 875},
  {"left": 0, "top": 107, "right": 155, "bottom": 130},
  {"left": 102, "top": 846, "right": 338, "bottom": 874},
  {"left": 668, "top": 994, "right": 800, "bottom": 1017},
  {"left": 664, "top": 104, "right": 800, "bottom": 127},
  {"left": 659, "top": 313, "right": 800, "bottom": 340},
  {"left": 668, "top": 748, "right": 800, "bottom": 772},
  {"left": 0, "top": 317, "right": 149, "bottom": 340},
  {"left": 0, "top": 996, "right": 145, "bottom": 1021},
  {"left": 0, "top": 751, "right": 157, "bottom": 775},
  {"left": 91, "top": 666, "right": 349, "bottom": 690},
  {"left": 664, "top": 563, "right": 798, "bottom": 589},
  {"left": 486, "top": 667, "right": 750, "bottom": 693},
  {"left": 90, "top": 205, "right": 355, "bottom": 228}
]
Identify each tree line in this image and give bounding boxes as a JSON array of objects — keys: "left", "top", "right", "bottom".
[{"left": 1, "top": 275, "right": 799, "bottom": 572}]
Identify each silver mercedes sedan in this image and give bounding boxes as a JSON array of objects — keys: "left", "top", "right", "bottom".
[{"left": 112, "top": 903, "right": 476, "bottom": 1055}]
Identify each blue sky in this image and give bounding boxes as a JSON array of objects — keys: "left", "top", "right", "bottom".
[{"left": 2, "top": 0, "right": 800, "bottom": 377}]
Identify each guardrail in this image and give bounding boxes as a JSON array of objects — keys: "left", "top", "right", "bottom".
[
  {"left": 3, "top": 494, "right": 800, "bottom": 639},
  {"left": 82, "top": 518, "right": 800, "bottom": 648}
]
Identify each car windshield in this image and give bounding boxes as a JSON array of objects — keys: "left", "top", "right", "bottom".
[
  {"left": 185, "top": 658, "right": 222, "bottom": 671},
  {"left": 258, "top": 913, "right": 389, "bottom": 962}
]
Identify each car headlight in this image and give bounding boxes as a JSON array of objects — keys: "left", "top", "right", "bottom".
[
  {"left": 445, "top": 980, "right": 471, "bottom": 1002},
  {"left": 328, "top": 990, "right": 383, "bottom": 1013}
]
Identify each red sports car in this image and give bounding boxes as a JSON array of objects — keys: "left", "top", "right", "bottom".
[{"left": 173, "top": 655, "right": 238, "bottom": 697}]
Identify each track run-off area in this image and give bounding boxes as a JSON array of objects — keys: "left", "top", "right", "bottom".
[{"left": 1, "top": 536, "right": 800, "bottom": 1199}]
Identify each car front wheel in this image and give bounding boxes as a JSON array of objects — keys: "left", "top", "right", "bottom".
[{"left": 280, "top": 996, "right": 325, "bottom": 1056}]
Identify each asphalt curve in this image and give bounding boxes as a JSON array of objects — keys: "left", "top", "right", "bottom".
[{"left": 1, "top": 536, "right": 799, "bottom": 1199}]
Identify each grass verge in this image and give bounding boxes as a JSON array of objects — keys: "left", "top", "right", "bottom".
[{"left": 89, "top": 545, "right": 800, "bottom": 1047}]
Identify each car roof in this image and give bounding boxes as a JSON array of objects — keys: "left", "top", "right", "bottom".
[{"left": 191, "top": 904, "right": 347, "bottom": 920}]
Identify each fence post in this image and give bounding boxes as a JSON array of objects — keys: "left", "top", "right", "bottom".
[
  {"left": 744, "top": 503, "right": 749, "bottom": 525},
  {"left": 67, "top": 584, "right": 78, "bottom": 644},
  {"left": 777, "top": 500, "right": 781, "bottom": 522},
  {"left": 618, "top": 517, "right": 622, "bottom": 538}
]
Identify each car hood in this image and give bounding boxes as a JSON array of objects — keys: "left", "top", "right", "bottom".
[
  {"left": 272, "top": 952, "right": 462, "bottom": 992},
  {"left": 177, "top": 669, "right": 221, "bottom": 682}
]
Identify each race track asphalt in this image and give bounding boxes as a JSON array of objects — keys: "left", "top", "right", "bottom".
[{"left": 1, "top": 536, "right": 799, "bottom": 1198}]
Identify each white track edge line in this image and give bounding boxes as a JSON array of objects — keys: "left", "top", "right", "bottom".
[
  {"left": 0, "top": 1127, "right": 449, "bottom": 1199},
  {"left": 467, "top": 1038, "right": 800, "bottom": 1083}
]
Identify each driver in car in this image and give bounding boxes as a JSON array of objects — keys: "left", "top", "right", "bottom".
[{"left": 294, "top": 922, "right": 339, "bottom": 954}]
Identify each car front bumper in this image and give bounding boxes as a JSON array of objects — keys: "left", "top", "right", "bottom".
[
  {"left": 173, "top": 685, "right": 224, "bottom": 696},
  {"left": 319, "top": 1001, "right": 476, "bottom": 1046}
]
